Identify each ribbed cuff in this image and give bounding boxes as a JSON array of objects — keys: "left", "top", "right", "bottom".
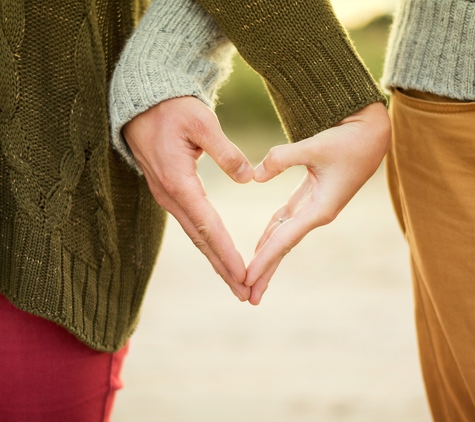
[
  {"left": 382, "top": 0, "right": 475, "bottom": 100},
  {"left": 109, "top": 0, "right": 235, "bottom": 173},
  {"left": 196, "top": 0, "right": 387, "bottom": 143}
]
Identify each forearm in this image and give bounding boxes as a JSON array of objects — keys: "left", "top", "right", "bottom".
[
  {"left": 109, "top": 0, "right": 236, "bottom": 171},
  {"left": 195, "top": 0, "right": 387, "bottom": 142}
]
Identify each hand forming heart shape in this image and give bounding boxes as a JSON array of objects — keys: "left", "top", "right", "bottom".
[{"left": 123, "top": 96, "right": 391, "bottom": 305}]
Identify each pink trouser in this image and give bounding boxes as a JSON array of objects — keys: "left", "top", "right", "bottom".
[{"left": 0, "top": 294, "right": 128, "bottom": 422}]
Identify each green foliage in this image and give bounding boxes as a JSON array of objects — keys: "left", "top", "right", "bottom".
[
  {"left": 216, "top": 55, "right": 284, "bottom": 162},
  {"left": 215, "top": 15, "right": 392, "bottom": 162},
  {"left": 349, "top": 15, "right": 392, "bottom": 83}
]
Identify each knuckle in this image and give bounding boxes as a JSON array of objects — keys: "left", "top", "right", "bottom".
[
  {"left": 217, "top": 148, "right": 241, "bottom": 172},
  {"left": 318, "top": 208, "right": 339, "bottom": 226},
  {"left": 189, "top": 110, "right": 214, "bottom": 139},
  {"left": 196, "top": 224, "right": 212, "bottom": 244},
  {"left": 191, "top": 234, "right": 209, "bottom": 252},
  {"left": 266, "top": 147, "right": 283, "bottom": 172},
  {"left": 282, "top": 246, "right": 292, "bottom": 256},
  {"left": 160, "top": 176, "right": 178, "bottom": 196}
]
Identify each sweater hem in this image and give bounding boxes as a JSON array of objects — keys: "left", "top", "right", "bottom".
[
  {"left": 381, "top": 0, "right": 475, "bottom": 101},
  {"left": 381, "top": 78, "right": 475, "bottom": 102},
  {"left": 0, "top": 214, "right": 138, "bottom": 353},
  {"left": 0, "top": 290, "right": 134, "bottom": 352}
]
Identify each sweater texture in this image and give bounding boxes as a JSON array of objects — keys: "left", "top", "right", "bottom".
[
  {"left": 109, "top": 0, "right": 236, "bottom": 172},
  {"left": 382, "top": 0, "right": 475, "bottom": 100},
  {"left": 1, "top": 0, "right": 385, "bottom": 352},
  {"left": 195, "top": 0, "right": 387, "bottom": 143},
  {"left": 0, "top": 0, "right": 165, "bottom": 352}
]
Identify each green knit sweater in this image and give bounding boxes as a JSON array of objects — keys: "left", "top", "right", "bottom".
[
  {"left": 196, "top": 0, "right": 387, "bottom": 142},
  {"left": 0, "top": 0, "right": 385, "bottom": 352}
]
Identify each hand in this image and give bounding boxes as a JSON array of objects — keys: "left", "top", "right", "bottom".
[
  {"left": 245, "top": 102, "right": 391, "bottom": 305},
  {"left": 123, "top": 96, "right": 253, "bottom": 301}
]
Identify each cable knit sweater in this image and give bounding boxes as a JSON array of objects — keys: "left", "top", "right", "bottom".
[
  {"left": 382, "top": 0, "right": 475, "bottom": 100},
  {"left": 1, "top": 0, "right": 384, "bottom": 352},
  {"left": 0, "top": 0, "right": 164, "bottom": 352}
]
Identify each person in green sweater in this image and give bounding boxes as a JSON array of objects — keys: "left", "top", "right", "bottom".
[{"left": 0, "top": 0, "right": 389, "bottom": 419}]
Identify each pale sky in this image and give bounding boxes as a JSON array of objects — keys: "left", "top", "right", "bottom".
[{"left": 331, "top": 0, "right": 397, "bottom": 28}]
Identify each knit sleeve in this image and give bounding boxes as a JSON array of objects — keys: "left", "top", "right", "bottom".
[
  {"left": 108, "top": 0, "right": 235, "bottom": 172},
  {"left": 195, "top": 0, "right": 387, "bottom": 142}
]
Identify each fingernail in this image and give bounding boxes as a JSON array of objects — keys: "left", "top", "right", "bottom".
[
  {"left": 254, "top": 162, "right": 265, "bottom": 180},
  {"left": 235, "top": 162, "right": 252, "bottom": 183}
]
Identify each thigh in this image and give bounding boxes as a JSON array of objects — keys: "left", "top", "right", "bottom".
[
  {"left": 388, "top": 89, "right": 475, "bottom": 421},
  {"left": 0, "top": 294, "right": 128, "bottom": 422},
  {"left": 389, "top": 89, "right": 475, "bottom": 336}
]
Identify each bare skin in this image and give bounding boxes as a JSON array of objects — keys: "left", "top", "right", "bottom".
[
  {"left": 123, "top": 96, "right": 253, "bottom": 301},
  {"left": 123, "top": 97, "right": 391, "bottom": 305},
  {"left": 246, "top": 102, "right": 391, "bottom": 304}
]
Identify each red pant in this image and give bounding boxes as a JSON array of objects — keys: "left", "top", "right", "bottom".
[{"left": 0, "top": 294, "right": 128, "bottom": 422}]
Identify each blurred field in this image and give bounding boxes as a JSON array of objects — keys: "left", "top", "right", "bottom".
[{"left": 113, "top": 14, "right": 432, "bottom": 422}]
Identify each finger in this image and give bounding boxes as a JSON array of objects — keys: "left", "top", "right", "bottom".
[
  {"left": 245, "top": 217, "right": 307, "bottom": 288},
  {"left": 189, "top": 110, "right": 253, "bottom": 183},
  {"left": 254, "top": 208, "right": 288, "bottom": 255},
  {"left": 248, "top": 261, "right": 281, "bottom": 305},
  {"left": 161, "top": 196, "right": 251, "bottom": 300},
  {"left": 170, "top": 173, "right": 248, "bottom": 285},
  {"left": 253, "top": 175, "right": 313, "bottom": 258},
  {"left": 174, "top": 206, "right": 250, "bottom": 300},
  {"left": 179, "top": 206, "right": 247, "bottom": 286},
  {"left": 143, "top": 171, "right": 250, "bottom": 300},
  {"left": 254, "top": 139, "right": 317, "bottom": 183}
]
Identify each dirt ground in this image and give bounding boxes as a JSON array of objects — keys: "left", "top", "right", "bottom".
[{"left": 112, "top": 156, "right": 432, "bottom": 422}]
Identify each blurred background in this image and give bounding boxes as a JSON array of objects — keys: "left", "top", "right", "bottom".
[{"left": 114, "top": 1, "right": 432, "bottom": 421}]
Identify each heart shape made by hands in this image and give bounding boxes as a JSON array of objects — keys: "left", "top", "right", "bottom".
[{"left": 123, "top": 97, "right": 390, "bottom": 305}]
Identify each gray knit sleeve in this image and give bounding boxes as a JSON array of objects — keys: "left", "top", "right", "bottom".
[
  {"left": 109, "top": 0, "right": 235, "bottom": 172},
  {"left": 382, "top": 0, "right": 475, "bottom": 100}
]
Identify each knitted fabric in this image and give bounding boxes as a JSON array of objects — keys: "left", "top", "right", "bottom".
[
  {"left": 382, "top": 0, "right": 475, "bottom": 100},
  {"left": 0, "top": 0, "right": 165, "bottom": 352},
  {"left": 1, "top": 0, "right": 385, "bottom": 352},
  {"left": 195, "top": 0, "right": 387, "bottom": 143},
  {"left": 109, "top": 0, "right": 236, "bottom": 172}
]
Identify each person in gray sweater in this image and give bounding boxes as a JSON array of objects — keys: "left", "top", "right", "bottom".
[{"left": 382, "top": 1, "right": 475, "bottom": 420}]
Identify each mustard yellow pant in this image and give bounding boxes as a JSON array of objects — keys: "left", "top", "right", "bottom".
[{"left": 387, "top": 89, "right": 475, "bottom": 422}]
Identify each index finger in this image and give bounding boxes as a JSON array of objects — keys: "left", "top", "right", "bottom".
[
  {"left": 173, "top": 173, "right": 247, "bottom": 284},
  {"left": 245, "top": 217, "right": 307, "bottom": 301}
]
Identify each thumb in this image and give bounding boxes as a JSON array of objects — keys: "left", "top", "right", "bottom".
[
  {"left": 254, "top": 140, "right": 313, "bottom": 183},
  {"left": 192, "top": 110, "right": 253, "bottom": 184}
]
